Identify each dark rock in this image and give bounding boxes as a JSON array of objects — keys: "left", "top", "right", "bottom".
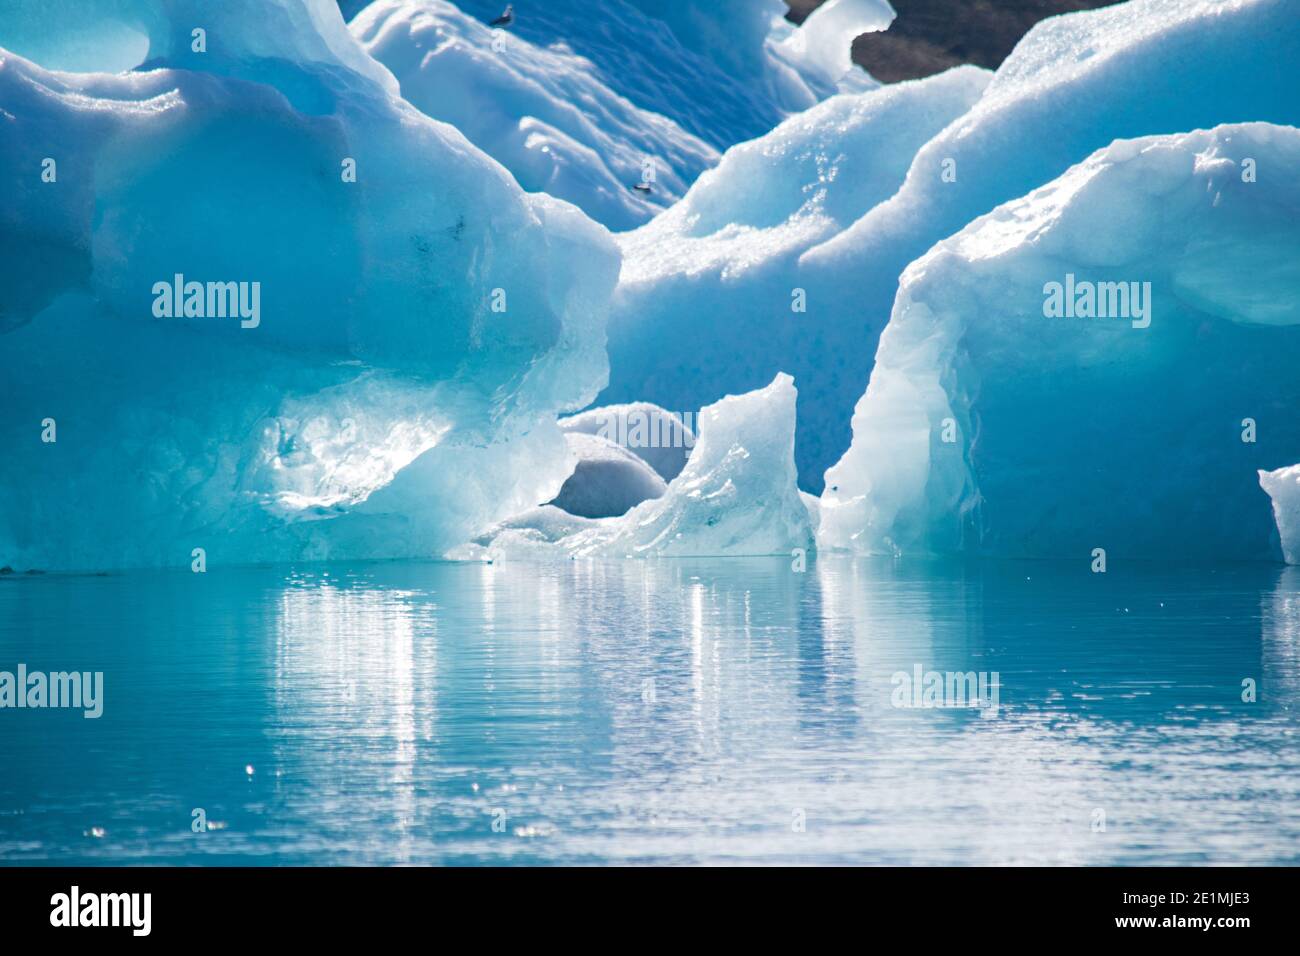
[{"left": 790, "top": 0, "right": 1124, "bottom": 83}]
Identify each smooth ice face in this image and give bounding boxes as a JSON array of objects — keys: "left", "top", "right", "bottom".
[
  {"left": 749, "top": 0, "right": 1297, "bottom": 487},
  {"left": 0, "top": 2, "right": 620, "bottom": 570},
  {"left": 820, "top": 125, "right": 1300, "bottom": 561},
  {"left": 603, "top": 67, "right": 989, "bottom": 489},
  {"left": 352, "top": 1, "right": 718, "bottom": 230},
  {"left": 450, "top": 0, "right": 887, "bottom": 148},
  {"left": 469, "top": 374, "right": 814, "bottom": 559},
  {"left": 1260, "top": 466, "right": 1300, "bottom": 565},
  {"left": 549, "top": 433, "right": 667, "bottom": 519},
  {"left": 559, "top": 402, "right": 696, "bottom": 482}
]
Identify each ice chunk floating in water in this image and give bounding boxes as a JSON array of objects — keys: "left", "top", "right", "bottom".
[
  {"left": 819, "top": 124, "right": 1300, "bottom": 562},
  {"left": 0, "top": 1, "right": 620, "bottom": 570},
  {"left": 1261, "top": 466, "right": 1300, "bottom": 566},
  {"left": 469, "top": 375, "right": 813, "bottom": 559}
]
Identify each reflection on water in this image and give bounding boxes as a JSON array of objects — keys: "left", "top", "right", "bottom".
[{"left": 1, "top": 557, "right": 1298, "bottom": 864}]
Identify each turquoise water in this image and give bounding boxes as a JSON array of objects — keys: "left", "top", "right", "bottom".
[{"left": 2, "top": 556, "right": 1298, "bottom": 865}]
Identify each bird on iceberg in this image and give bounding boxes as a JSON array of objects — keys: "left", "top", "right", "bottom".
[{"left": 490, "top": 5, "right": 514, "bottom": 28}]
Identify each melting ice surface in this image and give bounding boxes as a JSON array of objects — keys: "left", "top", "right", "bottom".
[
  {"left": 820, "top": 124, "right": 1300, "bottom": 562},
  {"left": 3, "top": 558, "right": 1299, "bottom": 864},
  {"left": 3, "top": 0, "right": 1298, "bottom": 567},
  {"left": 0, "top": 0, "right": 620, "bottom": 570},
  {"left": 610, "top": 0, "right": 1300, "bottom": 489}
]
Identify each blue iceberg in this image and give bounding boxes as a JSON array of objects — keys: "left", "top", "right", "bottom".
[
  {"left": 352, "top": 0, "right": 720, "bottom": 229},
  {"left": 820, "top": 124, "right": 1300, "bottom": 561},
  {"left": 0, "top": 1, "right": 619, "bottom": 569}
]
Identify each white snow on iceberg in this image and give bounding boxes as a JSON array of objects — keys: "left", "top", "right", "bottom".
[
  {"left": 809, "top": 0, "right": 1300, "bottom": 274},
  {"left": 820, "top": 124, "right": 1300, "bottom": 561},
  {"left": 733, "top": 0, "right": 1295, "bottom": 488},
  {"left": 0, "top": 0, "right": 399, "bottom": 99}
]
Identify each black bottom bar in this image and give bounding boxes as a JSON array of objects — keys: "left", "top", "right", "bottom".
[{"left": 0, "top": 866, "right": 1279, "bottom": 941}]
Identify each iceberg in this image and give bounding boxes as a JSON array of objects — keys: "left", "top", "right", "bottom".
[
  {"left": 469, "top": 375, "right": 814, "bottom": 559},
  {"left": 604, "top": 0, "right": 1300, "bottom": 490},
  {"left": 809, "top": 0, "right": 1300, "bottom": 272},
  {"left": 820, "top": 124, "right": 1300, "bottom": 561},
  {"left": 0, "top": 1, "right": 620, "bottom": 570},
  {"left": 351, "top": 0, "right": 719, "bottom": 229},
  {"left": 602, "top": 66, "right": 989, "bottom": 487},
  {"left": 1261, "top": 466, "right": 1300, "bottom": 566}
]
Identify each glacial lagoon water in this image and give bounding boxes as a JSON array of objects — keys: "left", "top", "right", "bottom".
[{"left": 2, "top": 556, "right": 1298, "bottom": 865}]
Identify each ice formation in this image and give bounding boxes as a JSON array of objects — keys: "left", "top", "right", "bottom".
[
  {"left": 1260, "top": 466, "right": 1300, "bottom": 566},
  {"left": 450, "top": 0, "right": 891, "bottom": 148},
  {"left": 3, "top": 0, "right": 1298, "bottom": 571},
  {"left": 809, "top": 0, "right": 1300, "bottom": 272},
  {"left": 559, "top": 402, "right": 696, "bottom": 482},
  {"left": 604, "top": 66, "right": 989, "bottom": 486},
  {"left": 548, "top": 433, "right": 667, "bottom": 519},
  {"left": 351, "top": 1, "right": 719, "bottom": 229},
  {"left": 469, "top": 375, "right": 814, "bottom": 559},
  {"left": 0, "top": 1, "right": 620, "bottom": 570},
  {"left": 819, "top": 124, "right": 1300, "bottom": 561},
  {"left": 605, "top": 0, "right": 1300, "bottom": 489},
  {"left": 0, "top": 0, "right": 399, "bottom": 93}
]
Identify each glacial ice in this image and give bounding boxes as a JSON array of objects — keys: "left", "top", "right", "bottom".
[
  {"left": 810, "top": 0, "right": 1300, "bottom": 272},
  {"left": 559, "top": 402, "right": 696, "bottom": 482},
  {"left": 605, "top": 0, "right": 1300, "bottom": 490},
  {"left": 4, "top": 0, "right": 1299, "bottom": 571},
  {"left": 603, "top": 66, "right": 989, "bottom": 486},
  {"left": 1260, "top": 466, "right": 1300, "bottom": 566},
  {"left": 819, "top": 124, "right": 1300, "bottom": 561},
  {"left": 450, "top": 0, "right": 890, "bottom": 149},
  {"left": 549, "top": 432, "right": 667, "bottom": 519},
  {"left": 351, "top": 0, "right": 719, "bottom": 230},
  {"left": 470, "top": 375, "right": 813, "bottom": 559},
  {"left": 0, "top": 0, "right": 399, "bottom": 96},
  {"left": 0, "top": 2, "right": 620, "bottom": 570}
]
